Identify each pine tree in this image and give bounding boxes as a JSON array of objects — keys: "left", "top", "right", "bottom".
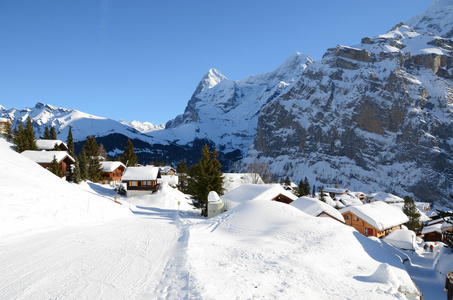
[
  {"left": 24, "top": 117, "right": 38, "bottom": 150},
  {"left": 66, "top": 126, "right": 75, "bottom": 158},
  {"left": 43, "top": 126, "right": 50, "bottom": 139},
  {"left": 188, "top": 144, "right": 224, "bottom": 217},
  {"left": 78, "top": 148, "right": 89, "bottom": 181},
  {"left": 71, "top": 158, "right": 82, "bottom": 184},
  {"left": 119, "top": 138, "right": 137, "bottom": 166},
  {"left": 284, "top": 176, "right": 291, "bottom": 186},
  {"left": 296, "top": 179, "right": 305, "bottom": 197},
  {"left": 50, "top": 155, "right": 63, "bottom": 178},
  {"left": 50, "top": 126, "right": 57, "bottom": 140},
  {"left": 303, "top": 177, "right": 311, "bottom": 196},
  {"left": 13, "top": 122, "right": 26, "bottom": 152},
  {"left": 402, "top": 196, "right": 421, "bottom": 231},
  {"left": 84, "top": 135, "right": 102, "bottom": 182},
  {"left": 177, "top": 160, "right": 189, "bottom": 193},
  {"left": 319, "top": 186, "right": 326, "bottom": 202}
]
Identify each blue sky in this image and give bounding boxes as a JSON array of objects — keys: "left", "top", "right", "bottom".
[{"left": 0, "top": 0, "right": 431, "bottom": 125}]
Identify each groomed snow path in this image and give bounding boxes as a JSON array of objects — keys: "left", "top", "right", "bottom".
[{"left": 0, "top": 207, "right": 193, "bottom": 299}]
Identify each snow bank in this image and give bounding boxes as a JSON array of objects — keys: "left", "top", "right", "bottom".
[
  {"left": 187, "top": 200, "right": 418, "bottom": 299},
  {"left": 0, "top": 138, "right": 131, "bottom": 239}
]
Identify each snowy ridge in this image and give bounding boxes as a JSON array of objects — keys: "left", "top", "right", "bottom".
[{"left": 407, "top": 0, "right": 453, "bottom": 38}]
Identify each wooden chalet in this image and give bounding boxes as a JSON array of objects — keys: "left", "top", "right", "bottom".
[
  {"left": 323, "top": 187, "right": 348, "bottom": 199},
  {"left": 0, "top": 117, "right": 12, "bottom": 134},
  {"left": 21, "top": 150, "right": 75, "bottom": 179},
  {"left": 422, "top": 223, "right": 443, "bottom": 242},
  {"left": 100, "top": 161, "right": 126, "bottom": 184},
  {"left": 122, "top": 166, "right": 161, "bottom": 197},
  {"left": 36, "top": 139, "right": 69, "bottom": 151},
  {"left": 160, "top": 166, "right": 177, "bottom": 176},
  {"left": 340, "top": 201, "right": 409, "bottom": 238}
]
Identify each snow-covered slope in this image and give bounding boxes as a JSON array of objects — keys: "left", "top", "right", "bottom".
[
  {"left": 0, "top": 137, "right": 131, "bottom": 239},
  {"left": 188, "top": 200, "right": 419, "bottom": 299},
  {"left": 120, "top": 120, "right": 165, "bottom": 133},
  {"left": 0, "top": 102, "right": 158, "bottom": 142}
]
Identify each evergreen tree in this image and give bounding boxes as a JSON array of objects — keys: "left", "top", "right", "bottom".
[
  {"left": 50, "top": 126, "right": 57, "bottom": 140},
  {"left": 66, "top": 126, "right": 75, "bottom": 158},
  {"left": 43, "top": 126, "right": 50, "bottom": 139},
  {"left": 24, "top": 117, "right": 38, "bottom": 150},
  {"left": 312, "top": 185, "right": 316, "bottom": 196},
  {"left": 319, "top": 186, "right": 326, "bottom": 202},
  {"left": 78, "top": 148, "right": 89, "bottom": 181},
  {"left": 71, "top": 158, "right": 82, "bottom": 184},
  {"left": 303, "top": 177, "right": 311, "bottom": 196},
  {"left": 12, "top": 122, "right": 26, "bottom": 152},
  {"left": 84, "top": 135, "right": 102, "bottom": 182},
  {"left": 284, "top": 176, "right": 291, "bottom": 186},
  {"left": 296, "top": 179, "right": 305, "bottom": 197},
  {"left": 177, "top": 160, "right": 189, "bottom": 193},
  {"left": 188, "top": 144, "right": 224, "bottom": 217},
  {"left": 402, "top": 196, "right": 421, "bottom": 231},
  {"left": 49, "top": 155, "right": 63, "bottom": 178},
  {"left": 52, "top": 143, "right": 60, "bottom": 150},
  {"left": 119, "top": 138, "right": 138, "bottom": 166}
]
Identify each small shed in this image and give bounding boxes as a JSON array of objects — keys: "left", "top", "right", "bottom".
[{"left": 422, "top": 223, "right": 443, "bottom": 242}]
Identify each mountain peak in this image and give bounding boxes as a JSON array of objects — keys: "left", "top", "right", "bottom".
[
  {"left": 406, "top": 0, "right": 453, "bottom": 38},
  {"left": 192, "top": 68, "right": 227, "bottom": 97}
]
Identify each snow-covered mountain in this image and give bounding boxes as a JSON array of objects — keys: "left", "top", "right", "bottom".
[
  {"left": 2, "top": 0, "right": 453, "bottom": 205},
  {"left": 120, "top": 120, "right": 165, "bottom": 133}
]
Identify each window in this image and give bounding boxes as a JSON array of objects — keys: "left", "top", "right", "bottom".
[
  {"left": 354, "top": 216, "right": 359, "bottom": 221},
  {"left": 364, "top": 228, "right": 369, "bottom": 235},
  {"left": 143, "top": 180, "right": 151, "bottom": 186},
  {"left": 130, "top": 181, "right": 138, "bottom": 187},
  {"left": 345, "top": 215, "right": 350, "bottom": 220}
]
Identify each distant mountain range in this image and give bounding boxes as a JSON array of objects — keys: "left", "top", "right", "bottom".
[{"left": 2, "top": 0, "right": 453, "bottom": 206}]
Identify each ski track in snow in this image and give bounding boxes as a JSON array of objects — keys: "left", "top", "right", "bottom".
[{"left": 0, "top": 207, "right": 199, "bottom": 299}]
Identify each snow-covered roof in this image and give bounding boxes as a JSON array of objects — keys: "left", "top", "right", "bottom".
[
  {"left": 383, "top": 229, "right": 416, "bottom": 251},
  {"left": 366, "top": 192, "right": 404, "bottom": 203},
  {"left": 21, "top": 150, "right": 75, "bottom": 164},
  {"left": 100, "top": 161, "right": 125, "bottom": 173},
  {"left": 122, "top": 166, "right": 160, "bottom": 181},
  {"left": 0, "top": 117, "right": 11, "bottom": 123},
  {"left": 389, "top": 203, "right": 431, "bottom": 223},
  {"left": 323, "top": 187, "right": 347, "bottom": 194},
  {"left": 290, "top": 196, "right": 345, "bottom": 223},
  {"left": 336, "top": 193, "right": 363, "bottom": 207},
  {"left": 36, "top": 139, "right": 68, "bottom": 151},
  {"left": 159, "top": 166, "right": 176, "bottom": 174},
  {"left": 422, "top": 223, "right": 443, "bottom": 235},
  {"left": 221, "top": 184, "right": 297, "bottom": 210},
  {"left": 340, "top": 201, "right": 409, "bottom": 231},
  {"left": 442, "top": 218, "right": 453, "bottom": 231}
]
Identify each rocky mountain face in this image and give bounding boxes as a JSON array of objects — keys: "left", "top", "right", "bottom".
[{"left": 246, "top": 2, "right": 453, "bottom": 205}]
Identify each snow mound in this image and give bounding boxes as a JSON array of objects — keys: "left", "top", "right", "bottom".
[
  {"left": 124, "top": 182, "right": 192, "bottom": 210},
  {"left": 187, "top": 200, "right": 418, "bottom": 299}
]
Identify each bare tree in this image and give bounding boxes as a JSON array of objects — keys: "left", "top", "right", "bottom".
[{"left": 247, "top": 159, "right": 272, "bottom": 184}]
